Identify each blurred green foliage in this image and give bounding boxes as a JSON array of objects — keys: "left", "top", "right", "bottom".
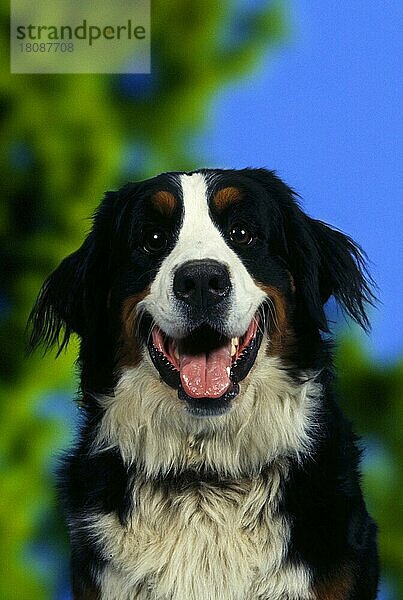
[{"left": 0, "top": 1, "right": 401, "bottom": 599}]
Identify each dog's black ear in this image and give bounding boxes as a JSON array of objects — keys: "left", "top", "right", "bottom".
[
  {"left": 27, "top": 190, "right": 122, "bottom": 355},
  {"left": 241, "top": 168, "right": 375, "bottom": 332},
  {"left": 27, "top": 230, "right": 100, "bottom": 355},
  {"left": 285, "top": 205, "right": 375, "bottom": 332},
  {"left": 27, "top": 188, "right": 135, "bottom": 355}
]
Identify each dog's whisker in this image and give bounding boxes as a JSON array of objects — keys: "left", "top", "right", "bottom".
[
  {"left": 253, "top": 314, "right": 265, "bottom": 337},
  {"left": 263, "top": 296, "right": 281, "bottom": 334}
]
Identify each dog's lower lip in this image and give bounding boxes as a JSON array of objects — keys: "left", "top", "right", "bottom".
[
  {"left": 147, "top": 312, "right": 264, "bottom": 411},
  {"left": 178, "top": 383, "right": 240, "bottom": 416}
]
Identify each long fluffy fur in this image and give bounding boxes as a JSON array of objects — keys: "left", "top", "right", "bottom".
[
  {"left": 93, "top": 347, "right": 321, "bottom": 478},
  {"left": 28, "top": 168, "right": 379, "bottom": 600}
]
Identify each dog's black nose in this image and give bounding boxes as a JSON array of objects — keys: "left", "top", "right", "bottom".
[{"left": 173, "top": 260, "right": 231, "bottom": 309}]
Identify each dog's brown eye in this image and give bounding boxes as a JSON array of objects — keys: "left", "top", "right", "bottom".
[
  {"left": 229, "top": 224, "right": 253, "bottom": 245},
  {"left": 142, "top": 229, "right": 168, "bottom": 254}
]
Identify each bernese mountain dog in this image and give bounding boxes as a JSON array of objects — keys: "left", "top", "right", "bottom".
[{"left": 29, "top": 168, "right": 379, "bottom": 599}]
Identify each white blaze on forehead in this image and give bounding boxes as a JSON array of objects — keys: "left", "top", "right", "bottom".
[
  {"left": 139, "top": 172, "right": 265, "bottom": 338},
  {"left": 176, "top": 172, "right": 231, "bottom": 261}
]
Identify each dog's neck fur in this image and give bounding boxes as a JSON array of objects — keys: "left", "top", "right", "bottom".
[{"left": 93, "top": 342, "right": 322, "bottom": 479}]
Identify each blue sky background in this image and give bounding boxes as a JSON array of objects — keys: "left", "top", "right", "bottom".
[{"left": 200, "top": 1, "right": 402, "bottom": 362}]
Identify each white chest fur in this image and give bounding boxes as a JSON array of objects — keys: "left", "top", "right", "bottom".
[
  {"left": 90, "top": 348, "right": 320, "bottom": 598},
  {"left": 80, "top": 468, "right": 312, "bottom": 600}
]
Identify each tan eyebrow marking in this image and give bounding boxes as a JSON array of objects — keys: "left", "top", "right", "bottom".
[
  {"left": 212, "top": 186, "right": 241, "bottom": 211},
  {"left": 151, "top": 190, "right": 177, "bottom": 216}
]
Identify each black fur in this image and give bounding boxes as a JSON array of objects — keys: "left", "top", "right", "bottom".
[{"left": 28, "top": 168, "right": 379, "bottom": 599}]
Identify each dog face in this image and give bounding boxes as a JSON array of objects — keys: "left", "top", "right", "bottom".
[
  {"left": 29, "top": 168, "right": 373, "bottom": 421},
  {"left": 133, "top": 171, "right": 284, "bottom": 417}
]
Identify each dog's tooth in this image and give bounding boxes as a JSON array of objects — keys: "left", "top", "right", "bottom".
[
  {"left": 173, "top": 346, "right": 179, "bottom": 359},
  {"left": 226, "top": 366, "right": 231, "bottom": 376},
  {"left": 231, "top": 337, "right": 239, "bottom": 356}
]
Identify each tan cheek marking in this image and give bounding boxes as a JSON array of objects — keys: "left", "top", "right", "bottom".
[
  {"left": 151, "top": 190, "right": 176, "bottom": 216},
  {"left": 116, "top": 288, "right": 150, "bottom": 368},
  {"left": 313, "top": 566, "right": 354, "bottom": 599},
  {"left": 212, "top": 186, "right": 241, "bottom": 211},
  {"left": 256, "top": 283, "right": 295, "bottom": 357}
]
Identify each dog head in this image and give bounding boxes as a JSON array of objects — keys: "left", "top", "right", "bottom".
[{"left": 29, "top": 168, "right": 373, "bottom": 420}]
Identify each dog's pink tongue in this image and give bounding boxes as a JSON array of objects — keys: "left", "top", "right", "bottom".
[{"left": 179, "top": 343, "right": 232, "bottom": 398}]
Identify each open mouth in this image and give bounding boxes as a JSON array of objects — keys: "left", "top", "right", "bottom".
[{"left": 147, "top": 313, "right": 263, "bottom": 416}]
